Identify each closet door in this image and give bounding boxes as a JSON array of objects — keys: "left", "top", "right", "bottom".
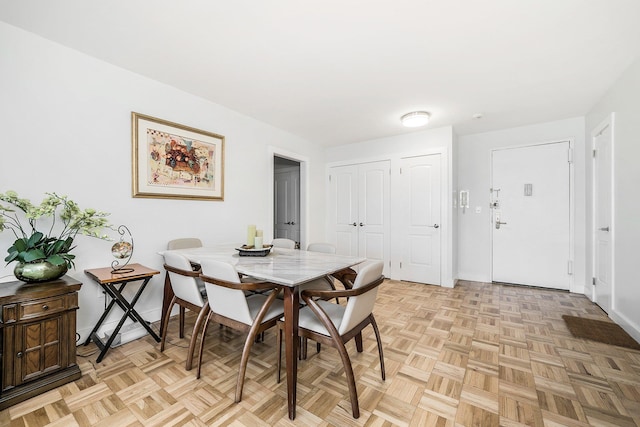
[
  {"left": 358, "top": 161, "right": 390, "bottom": 266},
  {"left": 328, "top": 165, "right": 358, "bottom": 256},
  {"left": 328, "top": 161, "right": 390, "bottom": 273}
]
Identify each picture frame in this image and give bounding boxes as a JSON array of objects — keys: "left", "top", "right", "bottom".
[{"left": 132, "top": 112, "right": 225, "bottom": 201}]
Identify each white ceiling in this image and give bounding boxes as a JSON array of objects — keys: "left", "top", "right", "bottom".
[{"left": 2, "top": 0, "right": 640, "bottom": 146}]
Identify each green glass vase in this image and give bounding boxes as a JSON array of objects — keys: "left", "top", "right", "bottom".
[{"left": 13, "top": 261, "right": 68, "bottom": 283}]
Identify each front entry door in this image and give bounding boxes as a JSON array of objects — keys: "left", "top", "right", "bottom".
[
  {"left": 593, "top": 116, "right": 614, "bottom": 313},
  {"left": 491, "top": 141, "right": 572, "bottom": 290}
]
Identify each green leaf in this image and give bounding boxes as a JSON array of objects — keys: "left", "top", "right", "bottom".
[
  {"left": 22, "top": 249, "right": 46, "bottom": 262},
  {"left": 46, "top": 254, "right": 66, "bottom": 266}
]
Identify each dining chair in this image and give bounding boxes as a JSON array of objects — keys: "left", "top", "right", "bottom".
[
  {"left": 161, "top": 251, "right": 210, "bottom": 371},
  {"left": 197, "top": 259, "right": 285, "bottom": 402},
  {"left": 167, "top": 237, "right": 203, "bottom": 250},
  {"left": 306, "top": 242, "right": 357, "bottom": 290},
  {"left": 276, "top": 260, "right": 385, "bottom": 419},
  {"left": 271, "top": 238, "right": 296, "bottom": 249}
]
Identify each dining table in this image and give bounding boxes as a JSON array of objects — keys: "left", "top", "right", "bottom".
[{"left": 159, "top": 244, "right": 365, "bottom": 420}]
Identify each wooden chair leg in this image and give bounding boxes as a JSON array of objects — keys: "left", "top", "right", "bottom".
[
  {"left": 196, "top": 312, "right": 214, "bottom": 379},
  {"left": 369, "top": 315, "right": 386, "bottom": 381},
  {"left": 179, "top": 306, "right": 186, "bottom": 338},
  {"left": 186, "top": 304, "right": 210, "bottom": 371},
  {"left": 276, "top": 324, "right": 283, "bottom": 383},
  {"left": 160, "top": 297, "right": 177, "bottom": 352},
  {"left": 335, "top": 339, "right": 360, "bottom": 418},
  {"left": 355, "top": 332, "right": 363, "bottom": 352},
  {"left": 235, "top": 290, "right": 279, "bottom": 402}
]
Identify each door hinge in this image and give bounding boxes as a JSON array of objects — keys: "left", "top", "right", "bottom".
[
  {"left": 568, "top": 148, "right": 573, "bottom": 164},
  {"left": 593, "top": 149, "right": 597, "bottom": 158},
  {"left": 399, "top": 167, "right": 402, "bottom": 174},
  {"left": 592, "top": 277, "right": 596, "bottom": 286},
  {"left": 329, "top": 175, "right": 332, "bottom": 182},
  {"left": 399, "top": 262, "right": 402, "bottom": 268},
  {"left": 389, "top": 261, "right": 391, "bottom": 268},
  {"left": 567, "top": 260, "right": 573, "bottom": 275}
]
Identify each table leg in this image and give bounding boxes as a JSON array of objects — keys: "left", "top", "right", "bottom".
[
  {"left": 160, "top": 272, "right": 174, "bottom": 337},
  {"left": 283, "top": 286, "right": 300, "bottom": 420}
]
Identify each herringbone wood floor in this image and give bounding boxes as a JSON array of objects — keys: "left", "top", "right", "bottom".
[{"left": 1, "top": 280, "right": 639, "bottom": 426}]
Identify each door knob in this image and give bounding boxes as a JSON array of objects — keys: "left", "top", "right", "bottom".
[
  {"left": 351, "top": 222, "right": 357, "bottom": 226},
  {"left": 599, "top": 226, "right": 609, "bottom": 232},
  {"left": 290, "top": 221, "right": 295, "bottom": 225},
  {"left": 428, "top": 224, "right": 440, "bottom": 229},
  {"left": 359, "top": 222, "right": 364, "bottom": 226}
]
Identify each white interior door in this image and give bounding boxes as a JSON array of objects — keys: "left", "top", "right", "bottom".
[
  {"left": 274, "top": 167, "right": 300, "bottom": 243},
  {"left": 491, "top": 142, "right": 571, "bottom": 289},
  {"left": 399, "top": 154, "right": 441, "bottom": 284},
  {"left": 593, "top": 117, "right": 613, "bottom": 313},
  {"left": 328, "top": 165, "right": 358, "bottom": 256},
  {"left": 358, "top": 161, "right": 390, "bottom": 265},
  {"left": 328, "top": 161, "right": 390, "bottom": 274}
]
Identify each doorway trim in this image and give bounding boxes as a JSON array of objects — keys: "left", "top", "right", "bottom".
[
  {"left": 268, "top": 146, "right": 309, "bottom": 249},
  {"left": 489, "top": 138, "right": 575, "bottom": 291},
  {"left": 591, "top": 113, "right": 615, "bottom": 309}
]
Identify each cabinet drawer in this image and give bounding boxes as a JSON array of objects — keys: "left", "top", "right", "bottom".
[{"left": 19, "top": 295, "right": 68, "bottom": 320}]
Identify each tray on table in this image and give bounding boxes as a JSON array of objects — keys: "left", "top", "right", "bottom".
[{"left": 235, "top": 244, "right": 273, "bottom": 257}]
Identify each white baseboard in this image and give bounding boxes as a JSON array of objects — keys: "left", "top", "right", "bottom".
[
  {"left": 609, "top": 310, "right": 640, "bottom": 344},
  {"left": 77, "top": 307, "right": 163, "bottom": 347}
]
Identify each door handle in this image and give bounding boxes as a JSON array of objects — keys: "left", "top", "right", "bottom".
[
  {"left": 351, "top": 222, "right": 357, "bottom": 226},
  {"left": 495, "top": 220, "right": 507, "bottom": 229},
  {"left": 359, "top": 222, "right": 364, "bottom": 226},
  {"left": 428, "top": 224, "right": 440, "bottom": 229},
  {"left": 599, "top": 226, "right": 609, "bottom": 232}
]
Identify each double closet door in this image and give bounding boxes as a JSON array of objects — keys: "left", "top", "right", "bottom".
[
  {"left": 328, "top": 154, "right": 442, "bottom": 285},
  {"left": 328, "top": 161, "right": 390, "bottom": 275}
]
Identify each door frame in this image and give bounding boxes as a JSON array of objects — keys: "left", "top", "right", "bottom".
[
  {"left": 489, "top": 139, "right": 575, "bottom": 290},
  {"left": 269, "top": 147, "right": 308, "bottom": 249},
  {"left": 591, "top": 113, "right": 615, "bottom": 309}
]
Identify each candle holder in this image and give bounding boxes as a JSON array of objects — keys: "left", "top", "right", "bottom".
[{"left": 110, "top": 225, "right": 134, "bottom": 273}]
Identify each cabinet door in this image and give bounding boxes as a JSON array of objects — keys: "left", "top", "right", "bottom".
[{"left": 17, "top": 315, "right": 63, "bottom": 384}]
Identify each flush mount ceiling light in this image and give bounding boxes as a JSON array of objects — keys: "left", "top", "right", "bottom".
[{"left": 401, "top": 111, "right": 430, "bottom": 127}]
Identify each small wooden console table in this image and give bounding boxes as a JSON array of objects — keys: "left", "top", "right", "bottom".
[
  {"left": 0, "top": 276, "right": 82, "bottom": 410},
  {"left": 83, "top": 264, "right": 160, "bottom": 363}
]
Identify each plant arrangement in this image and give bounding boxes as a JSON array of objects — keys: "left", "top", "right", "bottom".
[{"left": 0, "top": 191, "right": 112, "bottom": 280}]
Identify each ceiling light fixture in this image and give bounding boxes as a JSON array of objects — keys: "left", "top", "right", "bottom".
[{"left": 401, "top": 111, "right": 430, "bottom": 127}]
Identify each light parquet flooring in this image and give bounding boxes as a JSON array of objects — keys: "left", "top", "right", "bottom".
[{"left": 2, "top": 279, "right": 640, "bottom": 426}]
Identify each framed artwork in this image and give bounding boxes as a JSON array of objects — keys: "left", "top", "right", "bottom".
[{"left": 132, "top": 112, "right": 225, "bottom": 201}]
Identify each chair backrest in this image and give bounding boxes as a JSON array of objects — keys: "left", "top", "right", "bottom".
[
  {"left": 307, "top": 242, "right": 336, "bottom": 254},
  {"left": 167, "top": 238, "right": 203, "bottom": 250},
  {"left": 199, "top": 259, "right": 253, "bottom": 325},
  {"left": 271, "top": 238, "right": 296, "bottom": 249},
  {"left": 163, "top": 251, "right": 205, "bottom": 307},
  {"left": 339, "top": 261, "right": 384, "bottom": 334}
]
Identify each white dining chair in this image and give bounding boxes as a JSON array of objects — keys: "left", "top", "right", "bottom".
[
  {"left": 161, "top": 251, "right": 210, "bottom": 371},
  {"left": 276, "top": 260, "right": 385, "bottom": 418},
  {"left": 197, "top": 259, "right": 285, "bottom": 402},
  {"left": 271, "top": 238, "right": 296, "bottom": 249},
  {"left": 167, "top": 238, "right": 203, "bottom": 250}
]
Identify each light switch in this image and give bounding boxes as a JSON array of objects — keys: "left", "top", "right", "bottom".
[{"left": 475, "top": 206, "right": 481, "bottom": 213}]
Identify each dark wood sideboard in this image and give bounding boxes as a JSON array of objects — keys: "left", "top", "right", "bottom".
[{"left": 0, "top": 275, "right": 82, "bottom": 410}]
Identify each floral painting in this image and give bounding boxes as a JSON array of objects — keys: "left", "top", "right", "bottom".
[{"left": 132, "top": 113, "right": 224, "bottom": 200}]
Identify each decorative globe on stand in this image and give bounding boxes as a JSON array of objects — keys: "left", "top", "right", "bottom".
[
  {"left": 111, "top": 225, "right": 134, "bottom": 274},
  {"left": 112, "top": 241, "right": 133, "bottom": 259}
]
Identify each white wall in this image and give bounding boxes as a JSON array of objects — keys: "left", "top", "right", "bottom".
[
  {"left": 0, "top": 23, "right": 325, "bottom": 343},
  {"left": 456, "top": 117, "right": 586, "bottom": 293},
  {"left": 586, "top": 56, "right": 640, "bottom": 341},
  {"left": 325, "top": 126, "right": 455, "bottom": 287}
]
